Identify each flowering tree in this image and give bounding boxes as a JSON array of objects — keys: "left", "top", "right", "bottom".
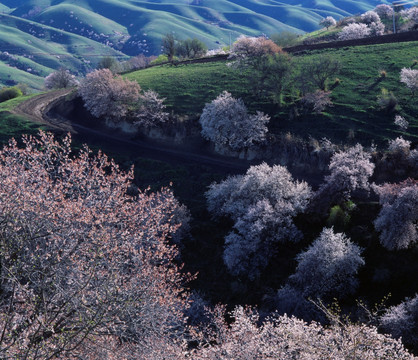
[
  {"left": 206, "top": 162, "right": 312, "bottom": 279},
  {"left": 288, "top": 227, "right": 364, "bottom": 299},
  {"left": 44, "top": 67, "right": 79, "bottom": 89},
  {"left": 78, "top": 69, "right": 169, "bottom": 129},
  {"left": 195, "top": 306, "right": 414, "bottom": 359},
  {"left": 338, "top": 23, "right": 371, "bottom": 40},
  {"left": 133, "top": 89, "right": 169, "bottom": 128},
  {"left": 374, "top": 179, "right": 418, "bottom": 250},
  {"left": 199, "top": 91, "right": 270, "bottom": 152},
  {"left": 381, "top": 294, "right": 418, "bottom": 348},
  {"left": 394, "top": 115, "right": 409, "bottom": 130},
  {"left": 369, "top": 21, "right": 385, "bottom": 36},
  {"left": 320, "top": 16, "right": 337, "bottom": 29},
  {"left": 229, "top": 35, "right": 282, "bottom": 67},
  {"left": 400, "top": 67, "right": 418, "bottom": 94},
  {"left": 300, "top": 90, "right": 333, "bottom": 113},
  {"left": 401, "top": 7, "right": 418, "bottom": 24},
  {"left": 313, "top": 144, "right": 375, "bottom": 212},
  {"left": 78, "top": 68, "right": 140, "bottom": 120},
  {"left": 361, "top": 10, "right": 381, "bottom": 24},
  {"left": 375, "top": 4, "right": 394, "bottom": 19},
  {"left": 0, "top": 131, "right": 190, "bottom": 359}
]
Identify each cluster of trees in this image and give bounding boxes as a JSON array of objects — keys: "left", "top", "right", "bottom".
[
  {"left": 206, "top": 162, "right": 312, "bottom": 279},
  {"left": 0, "top": 132, "right": 416, "bottom": 359},
  {"left": 228, "top": 35, "right": 340, "bottom": 109},
  {"left": 78, "top": 68, "right": 168, "bottom": 129},
  {"left": 320, "top": 5, "right": 418, "bottom": 41},
  {"left": 162, "top": 33, "right": 207, "bottom": 62}
]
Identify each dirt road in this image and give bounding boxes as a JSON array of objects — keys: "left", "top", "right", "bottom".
[
  {"left": 12, "top": 89, "right": 254, "bottom": 174},
  {"left": 14, "top": 88, "right": 76, "bottom": 132}
]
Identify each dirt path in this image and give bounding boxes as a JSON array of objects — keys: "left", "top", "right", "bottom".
[
  {"left": 12, "top": 89, "right": 254, "bottom": 174},
  {"left": 13, "top": 88, "right": 76, "bottom": 132}
]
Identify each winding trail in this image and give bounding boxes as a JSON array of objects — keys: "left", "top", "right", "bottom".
[{"left": 12, "top": 89, "right": 254, "bottom": 174}]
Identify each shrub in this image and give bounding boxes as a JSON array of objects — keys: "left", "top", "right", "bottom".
[
  {"left": 377, "top": 88, "right": 398, "bottom": 112},
  {"left": 196, "top": 305, "right": 414, "bottom": 359},
  {"left": 313, "top": 144, "right": 375, "bottom": 212},
  {"left": 133, "top": 90, "right": 169, "bottom": 128},
  {"left": 0, "top": 86, "right": 23, "bottom": 102}
]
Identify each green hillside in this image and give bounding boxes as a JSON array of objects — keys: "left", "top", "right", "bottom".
[
  {"left": 1, "top": 0, "right": 383, "bottom": 56},
  {"left": 0, "top": 13, "right": 126, "bottom": 90},
  {"left": 126, "top": 41, "right": 418, "bottom": 147},
  {"left": 0, "top": 0, "right": 387, "bottom": 89}
]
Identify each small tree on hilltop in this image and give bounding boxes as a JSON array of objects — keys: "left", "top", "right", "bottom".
[
  {"left": 229, "top": 35, "right": 282, "bottom": 69},
  {"left": 320, "top": 16, "right": 337, "bottom": 30},
  {"left": 206, "top": 162, "right": 312, "bottom": 279},
  {"left": 162, "top": 33, "right": 176, "bottom": 62},
  {"left": 44, "top": 67, "right": 79, "bottom": 89},
  {"left": 374, "top": 179, "right": 418, "bottom": 250},
  {"left": 199, "top": 91, "right": 270, "bottom": 152}
]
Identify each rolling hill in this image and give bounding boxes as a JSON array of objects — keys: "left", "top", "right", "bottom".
[{"left": 0, "top": 0, "right": 386, "bottom": 89}]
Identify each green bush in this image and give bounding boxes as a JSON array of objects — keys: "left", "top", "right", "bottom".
[
  {"left": 0, "top": 86, "right": 23, "bottom": 103},
  {"left": 150, "top": 54, "right": 171, "bottom": 65}
]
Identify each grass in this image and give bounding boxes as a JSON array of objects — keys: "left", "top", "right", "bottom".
[
  {"left": 126, "top": 41, "right": 418, "bottom": 148},
  {"left": 0, "top": 95, "right": 48, "bottom": 145}
]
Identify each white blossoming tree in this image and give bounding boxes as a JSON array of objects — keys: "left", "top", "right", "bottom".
[
  {"left": 319, "top": 16, "right": 337, "bottom": 30},
  {"left": 374, "top": 179, "right": 418, "bottom": 250},
  {"left": 338, "top": 23, "right": 371, "bottom": 40},
  {"left": 199, "top": 91, "right": 270, "bottom": 152},
  {"left": 206, "top": 162, "right": 312, "bottom": 279},
  {"left": 288, "top": 227, "right": 364, "bottom": 299},
  {"left": 400, "top": 67, "right": 418, "bottom": 94}
]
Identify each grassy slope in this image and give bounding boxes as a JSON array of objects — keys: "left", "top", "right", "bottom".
[
  {"left": 0, "top": 14, "right": 126, "bottom": 89},
  {"left": 126, "top": 41, "right": 418, "bottom": 147},
  {"left": 0, "top": 95, "right": 48, "bottom": 145}
]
